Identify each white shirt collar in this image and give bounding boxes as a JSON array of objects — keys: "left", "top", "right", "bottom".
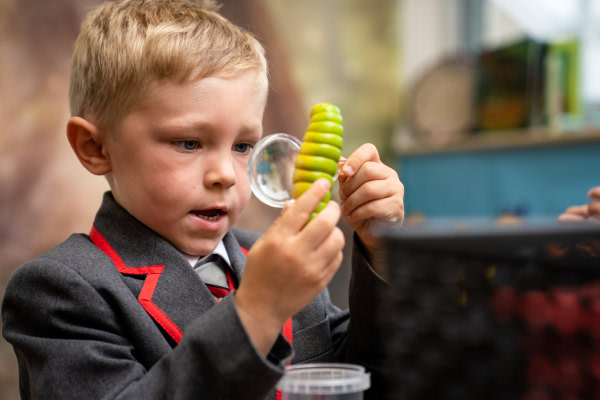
[{"left": 183, "top": 240, "right": 231, "bottom": 267}]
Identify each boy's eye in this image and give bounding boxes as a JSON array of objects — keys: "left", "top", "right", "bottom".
[
  {"left": 233, "top": 143, "right": 253, "bottom": 154},
  {"left": 173, "top": 140, "right": 200, "bottom": 151}
]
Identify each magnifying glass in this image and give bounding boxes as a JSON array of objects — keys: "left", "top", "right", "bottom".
[{"left": 248, "top": 133, "right": 341, "bottom": 208}]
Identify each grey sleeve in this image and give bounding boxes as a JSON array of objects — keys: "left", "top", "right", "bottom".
[
  {"left": 345, "top": 233, "right": 388, "bottom": 363},
  {"left": 2, "top": 259, "right": 291, "bottom": 400},
  {"left": 343, "top": 233, "right": 390, "bottom": 398}
]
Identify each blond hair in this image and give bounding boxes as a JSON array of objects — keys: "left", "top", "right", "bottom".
[{"left": 69, "top": 0, "right": 268, "bottom": 132}]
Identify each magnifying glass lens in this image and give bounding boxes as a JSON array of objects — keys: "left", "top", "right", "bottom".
[{"left": 248, "top": 134, "right": 302, "bottom": 208}]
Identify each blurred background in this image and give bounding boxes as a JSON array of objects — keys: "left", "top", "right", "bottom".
[{"left": 1, "top": 0, "right": 599, "bottom": 398}]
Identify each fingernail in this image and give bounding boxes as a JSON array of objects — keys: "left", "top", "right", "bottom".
[
  {"left": 282, "top": 200, "right": 294, "bottom": 212},
  {"left": 342, "top": 164, "right": 355, "bottom": 176},
  {"left": 316, "top": 178, "right": 331, "bottom": 190}
]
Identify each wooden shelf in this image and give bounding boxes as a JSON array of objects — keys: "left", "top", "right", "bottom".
[{"left": 395, "top": 128, "right": 600, "bottom": 156}]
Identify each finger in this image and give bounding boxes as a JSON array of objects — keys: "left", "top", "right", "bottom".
[
  {"left": 339, "top": 162, "right": 395, "bottom": 204},
  {"left": 589, "top": 187, "right": 600, "bottom": 201},
  {"left": 304, "top": 249, "right": 344, "bottom": 296},
  {"left": 309, "top": 228, "right": 345, "bottom": 280},
  {"left": 558, "top": 213, "right": 588, "bottom": 223},
  {"left": 278, "top": 178, "right": 331, "bottom": 233},
  {"left": 339, "top": 143, "right": 380, "bottom": 178},
  {"left": 564, "top": 205, "right": 590, "bottom": 217},
  {"left": 344, "top": 195, "right": 404, "bottom": 226},
  {"left": 341, "top": 178, "right": 398, "bottom": 216},
  {"left": 320, "top": 244, "right": 344, "bottom": 281},
  {"left": 300, "top": 200, "right": 342, "bottom": 249},
  {"left": 311, "top": 225, "right": 345, "bottom": 264},
  {"left": 589, "top": 202, "right": 600, "bottom": 217}
]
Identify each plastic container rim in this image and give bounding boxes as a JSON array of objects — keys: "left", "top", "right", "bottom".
[{"left": 276, "top": 363, "right": 371, "bottom": 395}]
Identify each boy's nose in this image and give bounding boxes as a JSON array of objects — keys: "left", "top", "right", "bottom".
[{"left": 204, "top": 152, "right": 236, "bottom": 188}]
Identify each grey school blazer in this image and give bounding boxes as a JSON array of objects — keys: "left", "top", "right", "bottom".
[{"left": 2, "top": 192, "right": 387, "bottom": 399}]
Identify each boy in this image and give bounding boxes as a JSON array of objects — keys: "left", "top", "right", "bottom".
[{"left": 2, "top": 0, "right": 404, "bottom": 399}]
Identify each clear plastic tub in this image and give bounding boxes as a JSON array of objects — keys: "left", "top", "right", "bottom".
[{"left": 276, "top": 363, "right": 371, "bottom": 400}]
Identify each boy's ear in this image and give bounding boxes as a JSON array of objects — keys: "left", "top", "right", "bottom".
[{"left": 66, "top": 117, "right": 112, "bottom": 176}]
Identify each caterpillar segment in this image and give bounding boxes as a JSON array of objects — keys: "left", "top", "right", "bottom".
[{"left": 291, "top": 103, "right": 343, "bottom": 220}]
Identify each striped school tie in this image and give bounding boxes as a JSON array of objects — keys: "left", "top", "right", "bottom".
[{"left": 194, "top": 254, "right": 234, "bottom": 301}]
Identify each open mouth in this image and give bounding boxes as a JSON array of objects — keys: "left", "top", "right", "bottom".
[{"left": 191, "top": 209, "right": 226, "bottom": 222}]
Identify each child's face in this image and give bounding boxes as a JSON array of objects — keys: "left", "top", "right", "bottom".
[{"left": 103, "top": 71, "right": 266, "bottom": 256}]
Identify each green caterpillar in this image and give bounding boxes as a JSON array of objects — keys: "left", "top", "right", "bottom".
[{"left": 291, "top": 103, "right": 343, "bottom": 220}]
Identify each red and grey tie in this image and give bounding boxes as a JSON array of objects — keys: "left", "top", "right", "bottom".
[{"left": 194, "top": 254, "right": 235, "bottom": 301}]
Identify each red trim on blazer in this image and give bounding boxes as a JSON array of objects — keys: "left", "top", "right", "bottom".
[
  {"left": 89, "top": 226, "right": 183, "bottom": 344},
  {"left": 90, "top": 226, "right": 295, "bottom": 381},
  {"left": 282, "top": 319, "right": 293, "bottom": 345},
  {"left": 276, "top": 316, "right": 294, "bottom": 400}
]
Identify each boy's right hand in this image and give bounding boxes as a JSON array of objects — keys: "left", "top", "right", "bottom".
[{"left": 234, "top": 179, "right": 345, "bottom": 356}]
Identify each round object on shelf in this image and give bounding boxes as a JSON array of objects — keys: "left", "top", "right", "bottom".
[{"left": 410, "top": 56, "right": 477, "bottom": 146}]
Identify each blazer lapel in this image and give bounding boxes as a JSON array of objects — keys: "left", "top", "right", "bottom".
[
  {"left": 91, "top": 192, "right": 221, "bottom": 345},
  {"left": 145, "top": 237, "right": 218, "bottom": 341}
]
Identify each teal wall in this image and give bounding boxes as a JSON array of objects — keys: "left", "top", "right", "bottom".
[{"left": 398, "top": 143, "right": 600, "bottom": 218}]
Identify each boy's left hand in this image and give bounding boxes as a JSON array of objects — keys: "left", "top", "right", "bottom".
[{"left": 338, "top": 143, "right": 404, "bottom": 266}]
